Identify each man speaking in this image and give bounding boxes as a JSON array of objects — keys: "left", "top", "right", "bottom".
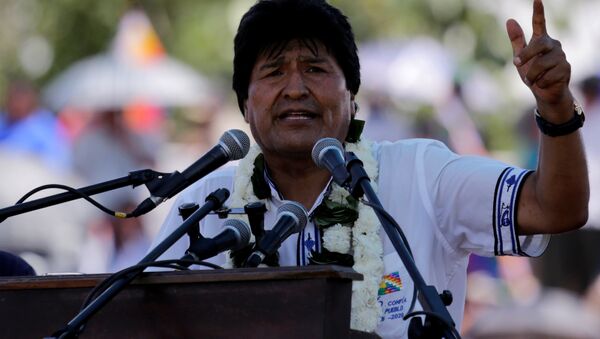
[{"left": 151, "top": 0, "right": 588, "bottom": 337}]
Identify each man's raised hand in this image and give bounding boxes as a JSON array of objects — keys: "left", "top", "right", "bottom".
[{"left": 506, "top": 0, "right": 573, "bottom": 120}]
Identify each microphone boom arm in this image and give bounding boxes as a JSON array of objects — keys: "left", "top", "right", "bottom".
[
  {"left": 0, "top": 169, "right": 167, "bottom": 223},
  {"left": 50, "top": 188, "right": 231, "bottom": 339}
]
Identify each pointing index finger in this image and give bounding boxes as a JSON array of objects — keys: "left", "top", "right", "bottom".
[{"left": 532, "top": 0, "right": 547, "bottom": 37}]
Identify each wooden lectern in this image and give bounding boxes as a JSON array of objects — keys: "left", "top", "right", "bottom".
[{"left": 0, "top": 265, "right": 379, "bottom": 338}]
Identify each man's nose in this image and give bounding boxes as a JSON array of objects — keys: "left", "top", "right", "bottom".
[{"left": 283, "top": 70, "right": 309, "bottom": 99}]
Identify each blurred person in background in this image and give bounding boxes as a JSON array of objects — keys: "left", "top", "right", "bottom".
[
  {"left": 0, "top": 79, "right": 71, "bottom": 171},
  {"left": 580, "top": 75, "right": 600, "bottom": 239},
  {"left": 0, "top": 80, "right": 85, "bottom": 273},
  {"left": 78, "top": 196, "right": 150, "bottom": 273},
  {"left": 516, "top": 105, "right": 540, "bottom": 169},
  {"left": 361, "top": 91, "right": 414, "bottom": 142},
  {"left": 72, "top": 108, "right": 158, "bottom": 273},
  {"left": 433, "top": 82, "right": 488, "bottom": 156},
  {"left": 72, "top": 108, "right": 157, "bottom": 183}
]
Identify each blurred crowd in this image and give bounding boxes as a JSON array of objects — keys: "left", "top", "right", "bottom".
[{"left": 0, "top": 79, "right": 153, "bottom": 274}]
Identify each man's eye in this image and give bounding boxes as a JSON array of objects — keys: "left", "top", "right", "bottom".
[
  {"left": 267, "top": 70, "right": 283, "bottom": 77},
  {"left": 307, "top": 67, "right": 324, "bottom": 73}
]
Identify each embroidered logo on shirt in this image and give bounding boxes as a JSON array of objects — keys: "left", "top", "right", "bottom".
[
  {"left": 493, "top": 167, "right": 532, "bottom": 256},
  {"left": 378, "top": 271, "right": 403, "bottom": 295},
  {"left": 500, "top": 202, "right": 511, "bottom": 227},
  {"left": 505, "top": 174, "right": 516, "bottom": 192},
  {"left": 304, "top": 233, "right": 315, "bottom": 251}
]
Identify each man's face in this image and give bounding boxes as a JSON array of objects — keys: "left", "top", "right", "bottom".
[{"left": 244, "top": 40, "right": 354, "bottom": 159}]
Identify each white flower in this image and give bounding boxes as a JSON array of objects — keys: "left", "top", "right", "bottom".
[
  {"left": 225, "top": 144, "right": 264, "bottom": 267},
  {"left": 329, "top": 184, "right": 349, "bottom": 204},
  {"left": 322, "top": 224, "right": 351, "bottom": 254}
]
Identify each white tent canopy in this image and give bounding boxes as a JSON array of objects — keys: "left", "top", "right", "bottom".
[{"left": 43, "top": 53, "right": 211, "bottom": 111}]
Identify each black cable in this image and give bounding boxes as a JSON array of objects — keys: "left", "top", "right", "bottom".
[
  {"left": 359, "top": 198, "right": 418, "bottom": 314},
  {"left": 15, "top": 183, "right": 132, "bottom": 218}
]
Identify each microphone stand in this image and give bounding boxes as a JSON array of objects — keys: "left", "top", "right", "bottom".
[
  {"left": 0, "top": 169, "right": 168, "bottom": 223},
  {"left": 344, "top": 152, "right": 459, "bottom": 339},
  {"left": 49, "top": 188, "right": 230, "bottom": 339}
]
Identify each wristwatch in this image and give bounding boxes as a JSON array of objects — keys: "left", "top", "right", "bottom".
[{"left": 534, "top": 101, "right": 585, "bottom": 137}]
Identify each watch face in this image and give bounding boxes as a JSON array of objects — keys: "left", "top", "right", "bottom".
[
  {"left": 574, "top": 101, "right": 585, "bottom": 116},
  {"left": 574, "top": 101, "right": 585, "bottom": 125}
]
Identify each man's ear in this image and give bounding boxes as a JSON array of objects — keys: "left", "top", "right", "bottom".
[
  {"left": 350, "top": 94, "right": 357, "bottom": 118},
  {"left": 243, "top": 100, "right": 250, "bottom": 123}
]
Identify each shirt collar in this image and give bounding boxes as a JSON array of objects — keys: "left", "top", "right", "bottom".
[{"left": 263, "top": 167, "right": 332, "bottom": 215}]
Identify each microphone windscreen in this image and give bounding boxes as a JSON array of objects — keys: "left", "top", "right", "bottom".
[
  {"left": 311, "top": 137, "right": 344, "bottom": 168},
  {"left": 220, "top": 129, "right": 250, "bottom": 160},
  {"left": 222, "top": 218, "right": 252, "bottom": 250},
  {"left": 277, "top": 201, "right": 308, "bottom": 233}
]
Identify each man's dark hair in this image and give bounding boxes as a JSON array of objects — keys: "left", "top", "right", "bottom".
[{"left": 232, "top": 0, "right": 360, "bottom": 114}]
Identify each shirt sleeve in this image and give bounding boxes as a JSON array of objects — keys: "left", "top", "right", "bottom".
[{"left": 422, "top": 141, "right": 549, "bottom": 257}]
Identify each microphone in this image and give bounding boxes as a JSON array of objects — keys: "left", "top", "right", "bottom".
[
  {"left": 244, "top": 202, "right": 267, "bottom": 239},
  {"left": 311, "top": 138, "right": 349, "bottom": 186},
  {"left": 183, "top": 219, "right": 252, "bottom": 262},
  {"left": 244, "top": 201, "right": 308, "bottom": 267},
  {"left": 131, "top": 129, "right": 250, "bottom": 217}
]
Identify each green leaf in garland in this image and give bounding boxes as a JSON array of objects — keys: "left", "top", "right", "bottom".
[
  {"left": 313, "top": 199, "right": 359, "bottom": 228},
  {"left": 345, "top": 194, "right": 359, "bottom": 208},
  {"left": 309, "top": 248, "right": 354, "bottom": 267},
  {"left": 345, "top": 118, "right": 365, "bottom": 143},
  {"left": 250, "top": 153, "right": 271, "bottom": 199}
]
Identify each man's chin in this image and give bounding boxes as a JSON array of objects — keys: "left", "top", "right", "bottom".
[{"left": 266, "top": 141, "right": 316, "bottom": 159}]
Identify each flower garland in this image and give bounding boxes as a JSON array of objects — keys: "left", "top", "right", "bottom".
[
  {"left": 224, "top": 143, "right": 264, "bottom": 252},
  {"left": 226, "top": 139, "right": 384, "bottom": 332}
]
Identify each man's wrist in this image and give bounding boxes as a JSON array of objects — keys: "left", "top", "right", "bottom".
[{"left": 534, "top": 101, "right": 585, "bottom": 137}]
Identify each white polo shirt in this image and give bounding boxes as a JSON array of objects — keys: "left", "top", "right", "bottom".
[{"left": 151, "top": 138, "right": 549, "bottom": 338}]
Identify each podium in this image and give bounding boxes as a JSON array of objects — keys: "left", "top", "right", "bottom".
[{"left": 0, "top": 265, "right": 379, "bottom": 338}]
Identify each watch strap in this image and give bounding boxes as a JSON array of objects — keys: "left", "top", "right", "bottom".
[{"left": 534, "top": 105, "right": 585, "bottom": 137}]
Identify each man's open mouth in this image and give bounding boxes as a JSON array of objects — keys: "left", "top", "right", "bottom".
[{"left": 279, "top": 111, "right": 318, "bottom": 120}]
